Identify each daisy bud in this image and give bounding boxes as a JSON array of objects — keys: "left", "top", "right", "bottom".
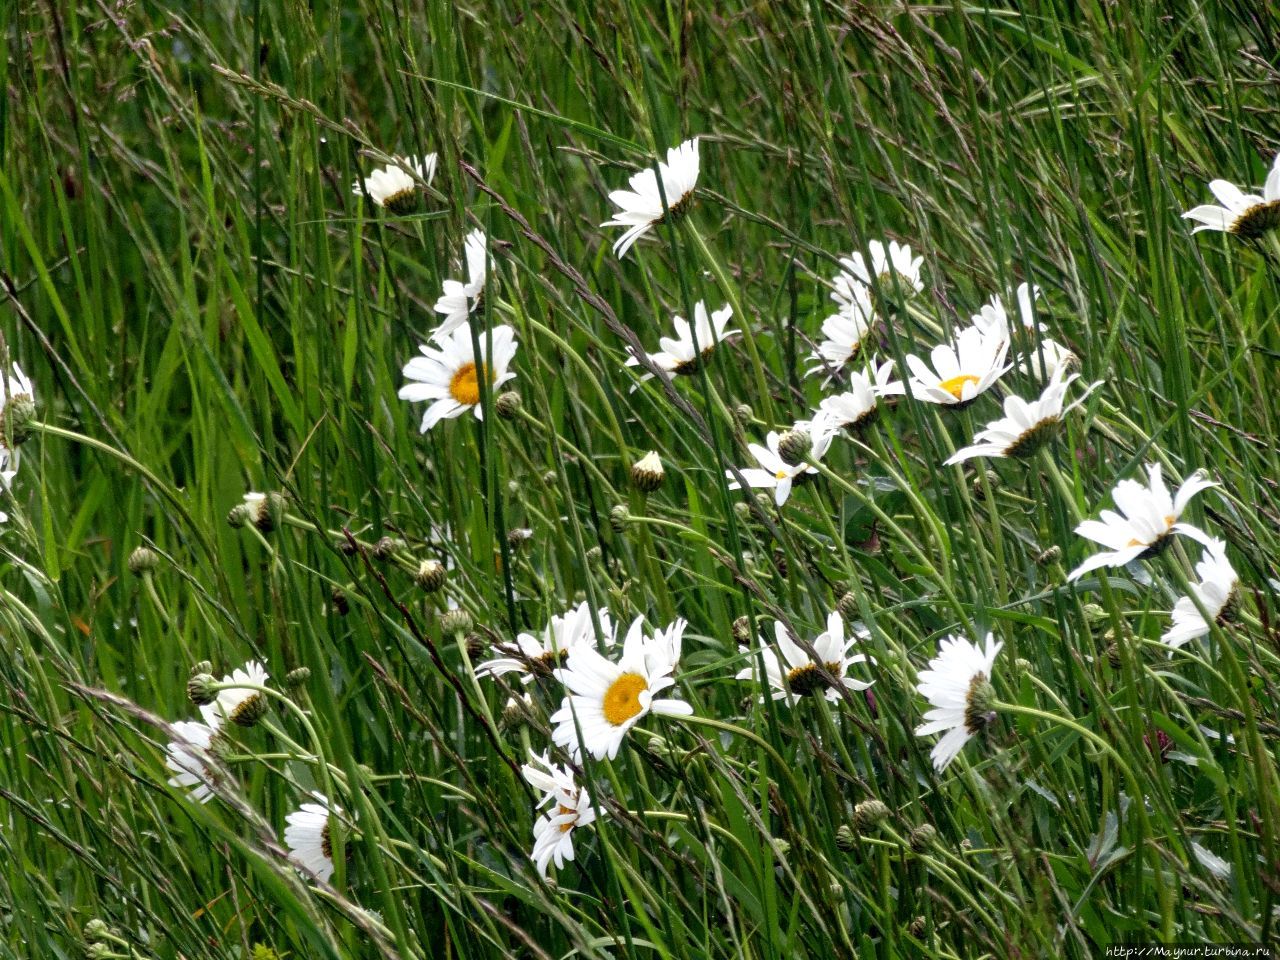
[
  {"left": 972, "top": 469, "right": 999, "bottom": 501},
  {"left": 495, "top": 390, "right": 521, "bottom": 419},
  {"left": 253, "top": 493, "right": 286, "bottom": 533},
  {"left": 83, "top": 919, "right": 112, "bottom": 943},
  {"left": 507, "top": 527, "right": 534, "bottom": 549},
  {"left": 733, "top": 501, "right": 752, "bottom": 522},
  {"left": 1034, "top": 545, "right": 1062, "bottom": 566},
  {"left": 226, "top": 503, "right": 253, "bottom": 528},
  {"left": 909, "top": 823, "right": 938, "bottom": 852},
  {"left": 284, "top": 666, "right": 311, "bottom": 688},
  {"left": 733, "top": 403, "right": 754, "bottom": 428},
  {"left": 373, "top": 536, "right": 404, "bottom": 560},
  {"left": 541, "top": 470, "right": 558, "bottom": 485},
  {"left": 853, "top": 799, "right": 890, "bottom": 834},
  {"left": 770, "top": 838, "right": 791, "bottom": 858},
  {"left": 501, "top": 694, "right": 533, "bottom": 731},
  {"left": 962, "top": 675, "right": 997, "bottom": 733},
  {"left": 908, "top": 917, "right": 928, "bottom": 939},
  {"left": 415, "top": 558, "right": 446, "bottom": 593},
  {"left": 465, "top": 633, "right": 486, "bottom": 659},
  {"left": 731, "top": 615, "right": 753, "bottom": 647},
  {"left": 86, "top": 944, "right": 114, "bottom": 960},
  {"left": 632, "top": 451, "right": 665, "bottom": 492},
  {"left": 127, "top": 546, "right": 159, "bottom": 575},
  {"left": 186, "top": 672, "right": 218, "bottom": 707},
  {"left": 776, "top": 428, "right": 812, "bottom": 466},
  {"left": 441, "top": 608, "right": 473, "bottom": 636},
  {"left": 0, "top": 392, "right": 36, "bottom": 447},
  {"left": 836, "top": 590, "right": 859, "bottom": 622},
  {"left": 834, "top": 824, "right": 856, "bottom": 852},
  {"left": 330, "top": 586, "right": 350, "bottom": 616},
  {"left": 585, "top": 545, "right": 603, "bottom": 564},
  {"left": 609, "top": 504, "right": 631, "bottom": 532}
]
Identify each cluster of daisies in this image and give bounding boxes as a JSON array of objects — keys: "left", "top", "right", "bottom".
[{"left": 164, "top": 661, "right": 344, "bottom": 883}]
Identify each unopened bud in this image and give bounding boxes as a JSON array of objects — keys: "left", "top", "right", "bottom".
[
  {"left": 908, "top": 916, "right": 927, "bottom": 938},
  {"left": 835, "top": 824, "right": 856, "bottom": 851},
  {"left": 631, "top": 451, "right": 665, "bottom": 492},
  {"left": 776, "top": 428, "right": 812, "bottom": 466},
  {"left": 441, "top": 608, "right": 473, "bottom": 636},
  {"left": 853, "top": 799, "right": 890, "bottom": 833},
  {"left": 1035, "top": 545, "right": 1062, "bottom": 566},
  {"left": 731, "top": 615, "right": 752, "bottom": 647},
  {"left": 128, "top": 546, "right": 159, "bottom": 575},
  {"left": 609, "top": 504, "right": 631, "bottom": 533},
  {"left": 284, "top": 666, "right": 311, "bottom": 688},
  {"left": 465, "top": 633, "right": 485, "bottom": 659},
  {"left": 374, "top": 536, "right": 404, "bottom": 560},
  {"left": 506, "top": 527, "right": 533, "bottom": 549},
  {"left": 836, "top": 591, "right": 858, "bottom": 622},
  {"left": 83, "top": 919, "right": 112, "bottom": 943},
  {"left": 495, "top": 390, "right": 521, "bottom": 419},
  {"left": 0, "top": 393, "right": 36, "bottom": 446},
  {"left": 909, "top": 823, "right": 938, "bottom": 852},
  {"left": 187, "top": 673, "right": 218, "bottom": 707},
  {"left": 415, "top": 558, "right": 446, "bottom": 592},
  {"left": 330, "top": 586, "right": 349, "bottom": 616}
]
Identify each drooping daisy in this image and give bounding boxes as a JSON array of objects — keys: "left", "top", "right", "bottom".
[
  {"left": 811, "top": 359, "right": 904, "bottom": 433},
  {"left": 203, "top": 661, "right": 271, "bottom": 728},
  {"left": 838, "top": 240, "right": 924, "bottom": 295},
  {"left": 944, "top": 372, "right": 1099, "bottom": 464},
  {"left": 1182, "top": 152, "right": 1280, "bottom": 239},
  {"left": 970, "top": 283, "right": 1044, "bottom": 343},
  {"left": 432, "top": 229, "right": 488, "bottom": 340},
  {"left": 1162, "top": 539, "right": 1238, "bottom": 648},
  {"left": 1018, "top": 337, "right": 1077, "bottom": 382},
  {"left": 284, "top": 793, "right": 343, "bottom": 884},
  {"left": 550, "top": 616, "right": 693, "bottom": 761},
  {"left": 1068, "top": 463, "right": 1216, "bottom": 582},
  {"left": 352, "top": 154, "right": 437, "bottom": 215},
  {"left": 915, "top": 633, "right": 1002, "bottom": 772},
  {"left": 399, "top": 323, "right": 518, "bottom": 432},
  {"left": 625, "top": 302, "right": 736, "bottom": 382},
  {"left": 726, "top": 425, "right": 834, "bottom": 507},
  {"left": 904, "top": 325, "right": 1010, "bottom": 407},
  {"left": 164, "top": 719, "right": 222, "bottom": 804},
  {"left": 476, "top": 602, "right": 617, "bottom": 684},
  {"left": 737, "top": 611, "right": 873, "bottom": 706},
  {"left": 521, "top": 752, "right": 599, "bottom": 877},
  {"left": 601, "top": 138, "right": 700, "bottom": 259},
  {"left": 806, "top": 284, "right": 878, "bottom": 378}
]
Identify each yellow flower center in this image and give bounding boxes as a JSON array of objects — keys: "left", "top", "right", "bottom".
[
  {"left": 602, "top": 672, "right": 648, "bottom": 726},
  {"left": 557, "top": 803, "right": 577, "bottom": 832},
  {"left": 938, "top": 374, "right": 979, "bottom": 400},
  {"left": 774, "top": 468, "right": 789, "bottom": 480},
  {"left": 449, "top": 362, "right": 490, "bottom": 406}
]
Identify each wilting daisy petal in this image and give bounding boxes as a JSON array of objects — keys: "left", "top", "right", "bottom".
[
  {"left": 914, "top": 633, "right": 1002, "bottom": 772},
  {"left": 905, "top": 325, "right": 1010, "bottom": 407},
  {"left": 284, "top": 793, "right": 343, "bottom": 884},
  {"left": 399, "top": 323, "right": 519, "bottom": 432},
  {"left": 726, "top": 425, "right": 834, "bottom": 507},
  {"left": 550, "top": 616, "right": 692, "bottom": 761},
  {"left": 601, "top": 138, "right": 700, "bottom": 259},
  {"left": 737, "top": 611, "right": 873, "bottom": 706},
  {"left": 352, "top": 154, "right": 437, "bottom": 214},
  {"left": 521, "top": 752, "right": 599, "bottom": 877},
  {"left": 432, "top": 229, "right": 489, "bottom": 341},
  {"left": 477, "top": 602, "right": 617, "bottom": 684},
  {"left": 944, "top": 372, "right": 1099, "bottom": 464},
  {"left": 625, "top": 302, "right": 736, "bottom": 382},
  {"left": 1161, "top": 539, "right": 1238, "bottom": 648},
  {"left": 165, "top": 719, "right": 222, "bottom": 804},
  {"left": 1182, "top": 152, "right": 1280, "bottom": 239},
  {"left": 1068, "top": 463, "right": 1217, "bottom": 582},
  {"left": 806, "top": 283, "right": 879, "bottom": 379}
]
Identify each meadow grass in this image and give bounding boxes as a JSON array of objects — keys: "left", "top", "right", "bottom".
[{"left": 2, "top": 1, "right": 1279, "bottom": 958}]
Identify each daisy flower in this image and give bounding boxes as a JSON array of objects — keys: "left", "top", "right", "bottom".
[
  {"left": 944, "top": 372, "right": 1099, "bottom": 464},
  {"left": 625, "top": 302, "right": 736, "bottom": 382},
  {"left": 1162, "top": 539, "right": 1238, "bottom": 648},
  {"left": 204, "top": 660, "right": 270, "bottom": 728},
  {"left": 1182, "top": 152, "right": 1280, "bottom": 239},
  {"left": 726, "top": 425, "right": 834, "bottom": 507},
  {"left": 432, "top": 229, "right": 488, "bottom": 340},
  {"left": 550, "top": 616, "right": 693, "bottom": 761},
  {"left": 476, "top": 602, "right": 617, "bottom": 684},
  {"left": 284, "top": 793, "right": 343, "bottom": 884},
  {"left": 351, "top": 154, "right": 437, "bottom": 215},
  {"left": 1068, "top": 463, "right": 1216, "bottom": 582},
  {"left": 0, "top": 362, "right": 34, "bottom": 454},
  {"left": 399, "top": 323, "right": 518, "bottom": 432},
  {"left": 811, "top": 359, "right": 904, "bottom": 433},
  {"left": 970, "top": 283, "right": 1044, "bottom": 343},
  {"left": 838, "top": 240, "right": 924, "bottom": 295},
  {"left": 736, "top": 611, "right": 873, "bottom": 706},
  {"left": 915, "top": 633, "right": 1002, "bottom": 772},
  {"left": 0, "top": 447, "right": 18, "bottom": 522},
  {"left": 806, "top": 284, "right": 878, "bottom": 378},
  {"left": 164, "top": 719, "right": 222, "bottom": 804},
  {"left": 602, "top": 137, "right": 700, "bottom": 259},
  {"left": 521, "top": 752, "right": 599, "bottom": 877},
  {"left": 904, "top": 325, "right": 1010, "bottom": 407},
  {"left": 1018, "top": 337, "right": 1077, "bottom": 382}
]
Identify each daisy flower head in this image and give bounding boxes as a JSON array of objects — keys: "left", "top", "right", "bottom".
[
  {"left": 726, "top": 424, "right": 834, "bottom": 507},
  {"left": 807, "top": 284, "right": 878, "bottom": 379},
  {"left": 399, "top": 323, "right": 518, "bottom": 432},
  {"left": 905, "top": 325, "right": 1011, "bottom": 408},
  {"left": 601, "top": 137, "right": 700, "bottom": 259},
  {"left": 521, "top": 752, "right": 599, "bottom": 877},
  {"left": 550, "top": 615, "right": 693, "bottom": 761},
  {"left": 0, "top": 362, "right": 35, "bottom": 452},
  {"left": 1068, "top": 463, "right": 1217, "bottom": 582},
  {"left": 432, "top": 229, "right": 488, "bottom": 341},
  {"left": 813, "top": 359, "right": 904, "bottom": 434},
  {"left": 1162, "top": 539, "right": 1239, "bottom": 649},
  {"left": 625, "top": 302, "right": 736, "bottom": 382},
  {"left": 1018, "top": 337, "right": 1077, "bottom": 382},
  {"left": 284, "top": 793, "right": 343, "bottom": 884},
  {"left": 736, "top": 611, "right": 872, "bottom": 706},
  {"left": 915, "top": 633, "right": 1002, "bottom": 772},
  {"left": 477, "top": 602, "right": 617, "bottom": 684},
  {"left": 944, "top": 372, "right": 1099, "bottom": 464},
  {"left": 203, "top": 660, "right": 270, "bottom": 728},
  {"left": 164, "top": 719, "right": 222, "bottom": 804},
  {"left": 1182, "top": 151, "right": 1280, "bottom": 239},
  {"left": 971, "top": 283, "right": 1045, "bottom": 344},
  {"left": 351, "top": 154, "right": 437, "bottom": 215},
  {"left": 838, "top": 240, "right": 924, "bottom": 296}
]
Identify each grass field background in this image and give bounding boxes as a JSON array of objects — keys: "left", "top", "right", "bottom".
[{"left": 2, "top": 1, "right": 1280, "bottom": 958}]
